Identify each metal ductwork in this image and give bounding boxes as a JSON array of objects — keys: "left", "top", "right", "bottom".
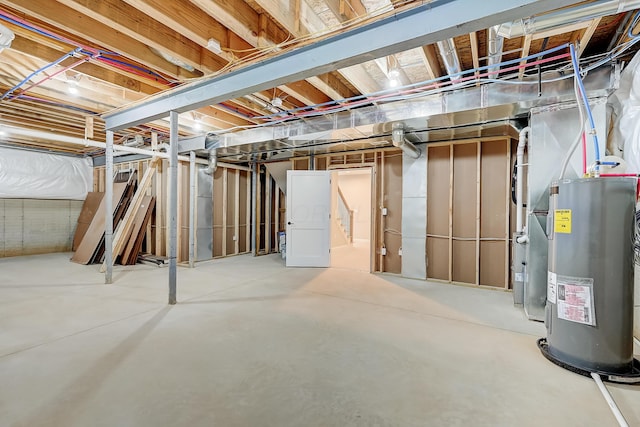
[
  {"left": 243, "top": 94, "right": 280, "bottom": 114},
  {"left": 488, "top": 25, "right": 504, "bottom": 78},
  {"left": 204, "top": 148, "right": 217, "bottom": 174},
  {"left": 391, "top": 123, "right": 421, "bottom": 159},
  {"left": 436, "top": 38, "right": 462, "bottom": 80},
  {"left": 0, "top": 23, "right": 14, "bottom": 53},
  {"left": 498, "top": 0, "right": 640, "bottom": 38}
]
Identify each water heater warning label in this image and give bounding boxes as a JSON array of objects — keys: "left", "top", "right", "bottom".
[
  {"left": 554, "top": 209, "right": 572, "bottom": 233},
  {"left": 556, "top": 275, "right": 595, "bottom": 326}
]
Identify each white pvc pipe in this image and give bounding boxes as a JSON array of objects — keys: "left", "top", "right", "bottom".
[
  {"left": 3, "top": 124, "right": 251, "bottom": 170},
  {"left": 516, "top": 126, "right": 530, "bottom": 234},
  {"left": 591, "top": 372, "right": 629, "bottom": 427}
]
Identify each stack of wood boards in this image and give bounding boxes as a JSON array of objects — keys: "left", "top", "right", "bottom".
[
  {"left": 120, "top": 196, "right": 156, "bottom": 265},
  {"left": 71, "top": 181, "right": 131, "bottom": 264}
]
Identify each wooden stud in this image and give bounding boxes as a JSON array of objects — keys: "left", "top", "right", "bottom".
[
  {"left": 235, "top": 169, "right": 240, "bottom": 255},
  {"left": 255, "top": 166, "right": 262, "bottom": 255},
  {"left": 222, "top": 168, "right": 228, "bottom": 257},
  {"left": 274, "top": 183, "right": 280, "bottom": 253},
  {"left": 504, "top": 139, "right": 511, "bottom": 289},
  {"left": 265, "top": 169, "right": 272, "bottom": 254}
]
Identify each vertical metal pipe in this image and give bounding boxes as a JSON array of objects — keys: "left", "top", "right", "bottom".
[
  {"left": 105, "top": 130, "right": 114, "bottom": 284},
  {"left": 251, "top": 162, "right": 257, "bottom": 256},
  {"left": 189, "top": 151, "right": 196, "bottom": 268},
  {"left": 168, "top": 111, "right": 178, "bottom": 304}
]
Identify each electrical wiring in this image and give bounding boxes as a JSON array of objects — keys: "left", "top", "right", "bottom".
[{"left": 1, "top": 48, "right": 82, "bottom": 101}]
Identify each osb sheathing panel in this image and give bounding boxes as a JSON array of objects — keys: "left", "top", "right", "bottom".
[{"left": 382, "top": 151, "right": 402, "bottom": 274}]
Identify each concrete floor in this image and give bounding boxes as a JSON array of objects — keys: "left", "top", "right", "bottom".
[{"left": 0, "top": 253, "right": 639, "bottom": 427}]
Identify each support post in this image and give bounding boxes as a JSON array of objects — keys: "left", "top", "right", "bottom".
[
  {"left": 169, "top": 111, "right": 178, "bottom": 304},
  {"left": 105, "top": 130, "right": 114, "bottom": 284},
  {"left": 189, "top": 151, "right": 196, "bottom": 268}
]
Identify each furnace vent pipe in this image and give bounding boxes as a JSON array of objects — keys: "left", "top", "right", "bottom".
[
  {"left": 516, "top": 127, "right": 530, "bottom": 239},
  {"left": 391, "top": 123, "right": 421, "bottom": 159},
  {"left": 498, "top": 0, "right": 640, "bottom": 38},
  {"left": 487, "top": 25, "right": 504, "bottom": 78},
  {"left": 436, "top": 38, "right": 462, "bottom": 80},
  {"left": 204, "top": 148, "right": 218, "bottom": 174}
]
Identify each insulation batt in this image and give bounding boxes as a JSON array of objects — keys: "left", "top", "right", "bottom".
[{"left": 0, "top": 146, "right": 92, "bottom": 200}]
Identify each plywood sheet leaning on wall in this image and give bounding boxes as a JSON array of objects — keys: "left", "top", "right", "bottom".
[
  {"left": 71, "top": 182, "right": 129, "bottom": 264},
  {"left": 72, "top": 192, "right": 104, "bottom": 251},
  {"left": 120, "top": 196, "right": 156, "bottom": 265}
]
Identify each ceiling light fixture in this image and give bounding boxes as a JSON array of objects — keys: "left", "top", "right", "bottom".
[
  {"left": 271, "top": 97, "right": 283, "bottom": 108},
  {"left": 386, "top": 55, "right": 402, "bottom": 88}
]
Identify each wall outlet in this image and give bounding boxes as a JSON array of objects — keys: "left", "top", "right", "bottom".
[
  {"left": 381, "top": 207, "right": 388, "bottom": 216},
  {"left": 232, "top": 235, "right": 237, "bottom": 241},
  {"left": 398, "top": 248, "right": 402, "bottom": 256},
  {"left": 381, "top": 247, "right": 387, "bottom": 255}
]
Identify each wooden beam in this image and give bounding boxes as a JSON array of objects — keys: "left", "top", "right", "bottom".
[
  {"left": 57, "top": 0, "right": 227, "bottom": 73},
  {"left": 3, "top": 0, "right": 201, "bottom": 80},
  {"left": 307, "top": 73, "right": 357, "bottom": 101},
  {"left": 469, "top": 31, "right": 480, "bottom": 73},
  {"left": 518, "top": 34, "right": 532, "bottom": 80},
  {"left": 420, "top": 44, "right": 443, "bottom": 81},
  {"left": 577, "top": 18, "right": 602, "bottom": 58}
]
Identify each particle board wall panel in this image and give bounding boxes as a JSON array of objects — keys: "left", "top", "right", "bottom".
[
  {"left": 480, "top": 241, "right": 507, "bottom": 287},
  {"left": 426, "top": 145, "right": 451, "bottom": 280},
  {"left": 238, "top": 170, "right": 248, "bottom": 253},
  {"left": 382, "top": 151, "right": 402, "bottom": 274},
  {"left": 73, "top": 192, "right": 104, "bottom": 251},
  {"left": 71, "top": 182, "right": 128, "bottom": 264},
  {"left": 452, "top": 240, "right": 476, "bottom": 284},
  {"left": 426, "top": 237, "right": 449, "bottom": 280},
  {"left": 452, "top": 143, "right": 477, "bottom": 239},
  {"left": 226, "top": 168, "right": 237, "bottom": 256},
  {"left": 212, "top": 167, "right": 224, "bottom": 258},
  {"left": 293, "top": 158, "right": 309, "bottom": 170},
  {"left": 480, "top": 140, "right": 509, "bottom": 238}
]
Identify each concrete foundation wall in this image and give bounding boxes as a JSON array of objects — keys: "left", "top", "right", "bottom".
[{"left": 0, "top": 199, "right": 83, "bottom": 257}]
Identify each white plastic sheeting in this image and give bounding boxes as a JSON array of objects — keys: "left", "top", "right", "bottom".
[
  {"left": 609, "top": 51, "right": 640, "bottom": 173},
  {"left": 0, "top": 147, "right": 92, "bottom": 200}
]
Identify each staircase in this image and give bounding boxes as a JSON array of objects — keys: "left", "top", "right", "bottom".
[{"left": 337, "top": 186, "right": 353, "bottom": 243}]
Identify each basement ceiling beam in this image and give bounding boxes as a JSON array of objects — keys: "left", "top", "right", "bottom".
[{"left": 104, "top": 0, "right": 578, "bottom": 131}]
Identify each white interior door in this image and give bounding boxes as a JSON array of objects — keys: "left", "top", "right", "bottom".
[{"left": 286, "top": 170, "right": 331, "bottom": 267}]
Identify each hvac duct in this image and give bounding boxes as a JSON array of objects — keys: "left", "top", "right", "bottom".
[
  {"left": 436, "top": 38, "right": 462, "bottom": 79},
  {"left": 204, "top": 148, "right": 217, "bottom": 174},
  {"left": 243, "top": 94, "right": 279, "bottom": 114},
  {"left": 0, "top": 22, "right": 14, "bottom": 52},
  {"left": 391, "top": 123, "right": 421, "bottom": 159},
  {"left": 487, "top": 25, "right": 504, "bottom": 78},
  {"left": 498, "top": 0, "right": 640, "bottom": 38}
]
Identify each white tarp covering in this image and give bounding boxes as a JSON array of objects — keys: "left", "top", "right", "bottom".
[
  {"left": 0, "top": 147, "right": 92, "bottom": 200},
  {"left": 609, "top": 51, "right": 640, "bottom": 173}
]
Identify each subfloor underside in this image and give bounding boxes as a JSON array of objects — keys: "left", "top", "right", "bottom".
[{"left": 0, "top": 253, "right": 639, "bottom": 426}]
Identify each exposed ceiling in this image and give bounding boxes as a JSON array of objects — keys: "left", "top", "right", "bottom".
[{"left": 0, "top": 0, "right": 639, "bottom": 158}]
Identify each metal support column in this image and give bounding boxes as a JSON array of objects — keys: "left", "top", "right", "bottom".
[
  {"left": 168, "top": 111, "right": 178, "bottom": 304},
  {"left": 189, "top": 151, "right": 196, "bottom": 268},
  {"left": 105, "top": 130, "right": 114, "bottom": 284}
]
